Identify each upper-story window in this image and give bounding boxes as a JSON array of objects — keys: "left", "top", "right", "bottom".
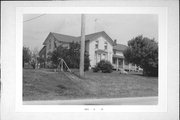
[
  {"left": 104, "top": 42, "right": 108, "bottom": 50},
  {"left": 62, "top": 44, "right": 69, "bottom": 49},
  {"left": 95, "top": 41, "right": 99, "bottom": 49},
  {"left": 113, "top": 50, "right": 116, "bottom": 54},
  {"left": 49, "top": 40, "right": 51, "bottom": 50}
]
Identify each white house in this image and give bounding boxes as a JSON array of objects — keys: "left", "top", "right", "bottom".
[
  {"left": 39, "top": 31, "right": 137, "bottom": 71},
  {"left": 79, "top": 31, "right": 114, "bottom": 67}
]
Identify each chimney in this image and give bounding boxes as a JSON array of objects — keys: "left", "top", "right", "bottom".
[{"left": 114, "top": 39, "right": 117, "bottom": 45}]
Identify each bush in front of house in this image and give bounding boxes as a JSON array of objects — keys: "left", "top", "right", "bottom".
[
  {"left": 92, "top": 65, "right": 100, "bottom": 72},
  {"left": 93, "top": 60, "right": 113, "bottom": 73}
]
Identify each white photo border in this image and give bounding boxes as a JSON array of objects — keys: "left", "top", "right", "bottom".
[{"left": 16, "top": 7, "right": 167, "bottom": 112}]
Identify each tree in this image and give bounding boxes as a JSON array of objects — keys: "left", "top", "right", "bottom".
[
  {"left": 30, "top": 48, "right": 39, "bottom": 69},
  {"left": 123, "top": 35, "right": 158, "bottom": 76},
  {"left": 37, "top": 57, "right": 45, "bottom": 68},
  {"left": 48, "top": 42, "right": 90, "bottom": 71},
  {"left": 23, "top": 47, "right": 31, "bottom": 68}
]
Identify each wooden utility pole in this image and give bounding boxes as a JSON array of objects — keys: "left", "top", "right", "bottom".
[{"left": 80, "top": 14, "right": 85, "bottom": 77}]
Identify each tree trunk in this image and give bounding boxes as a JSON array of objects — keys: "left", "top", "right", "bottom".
[{"left": 143, "top": 69, "right": 146, "bottom": 76}]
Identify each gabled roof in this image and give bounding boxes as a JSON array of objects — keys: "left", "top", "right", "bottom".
[
  {"left": 43, "top": 31, "right": 114, "bottom": 45},
  {"left": 43, "top": 32, "right": 78, "bottom": 45},
  {"left": 51, "top": 32, "right": 78, "bottom": 43},
  {"left": 39, "top": 46, "right": 46, "bottom": 55},
  {"left": 76, "top": 31, "right": 114, "bottom": 45},
  {"left": 113, "top": 44, "right": 128, "bottom": 51}
]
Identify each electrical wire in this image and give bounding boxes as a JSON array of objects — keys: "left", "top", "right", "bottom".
[{"left": 23, "top": 14, "right": 46, "bottom": 23}]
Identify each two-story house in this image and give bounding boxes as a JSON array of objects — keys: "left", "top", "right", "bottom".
[
  {"left": 39, "top": 31, "right": 114, "bottom": 68},
  {"left": 77, "top": 31, "right": 114, "bottom": 67},
  {"left": 39, "top": 31, "right": 137, "bottom": 71}
]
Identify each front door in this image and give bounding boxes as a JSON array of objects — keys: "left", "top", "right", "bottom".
[
  {"left": 97, "top": 53, "right": 101, "bottom": 63},
  {"left": 102, "top": 53, "right": 106, "bottom": 60}
]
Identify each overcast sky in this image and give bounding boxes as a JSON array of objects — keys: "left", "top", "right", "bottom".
[{"left": 23, "top": 14, "right": 158, "bottom": 51}]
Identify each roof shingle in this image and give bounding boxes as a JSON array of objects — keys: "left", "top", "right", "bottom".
[
  {"left": 50, "top": 31, "right": 114, "bottom": 45},
  {"left": 51, "top": 32, "right": 78, "bottom": 43},
  {"left": 113, "top": 44, "right": 128, "bottom": 51}
]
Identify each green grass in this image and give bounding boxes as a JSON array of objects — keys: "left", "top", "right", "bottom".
[{"left": 23, "top": 69, "right": 158, "bottom": 101}]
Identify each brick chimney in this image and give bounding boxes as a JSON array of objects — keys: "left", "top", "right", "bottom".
[{"left": 114, "top": 39, "right": 117, "bottom": 45}]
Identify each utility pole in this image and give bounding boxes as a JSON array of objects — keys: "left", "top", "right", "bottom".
[{"left": 80, "top": 14, "right": 85, "bottom": 77}]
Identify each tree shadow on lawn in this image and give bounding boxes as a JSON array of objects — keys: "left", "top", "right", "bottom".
[{"left": 128, "top": 71, "right": 158, "bottom": 78}]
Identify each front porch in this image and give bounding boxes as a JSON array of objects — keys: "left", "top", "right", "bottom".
[
  {"left": 112, "top": 55, "right": 125, "bottom": 71},
  {"left": 95, "top": 49, "right": 108, "bottom": 64},
  {"left": 112, "top": 55, "right": 137, "bottom": 71}
]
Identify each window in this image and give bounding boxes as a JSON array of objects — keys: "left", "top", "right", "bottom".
[
  {"left": 49, "top": 42, "right": 51, "bottom": 49},
  {"left": 62, "top": 44, "right": 69, "bottom": 48},
  {"left": 95, "top": 41, "right": 99, "bottom": 49},
  {"left": 104, "top": 42, "right": 108, "bottom": 50},
  {"left": 113, "top": 58, "right": 116, "bottom": 64}
]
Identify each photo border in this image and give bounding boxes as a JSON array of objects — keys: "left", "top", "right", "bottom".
[{"left": 16, "top": 7, "right": 167, "bottom": 112}]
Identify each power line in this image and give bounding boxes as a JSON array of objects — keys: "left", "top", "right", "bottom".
[{"left": 23, "top": 14, "right": 46, "bottom": 23}]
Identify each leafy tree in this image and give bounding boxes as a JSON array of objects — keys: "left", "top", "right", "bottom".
[
  {"left": 123, "top": 35, "right": 158, "bottom": 76},
  {"left": 30, "top": 59, "right": 36, "bottom": 69},
  {"left": 48, "top": 42, "right": 90, "bottom": 71},
  {"left": 37, "top": 56, "right": 46, "bottom": 68},
  {"left": 30, "top": 48, "right": 39, "bottom": 69},
  {"left": 23, "top": 47, "right": 31, "bottom": 68}
]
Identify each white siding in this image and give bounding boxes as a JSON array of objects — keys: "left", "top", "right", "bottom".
[
  {"left": 116, "top": 51, "right": 124, "bottom": 57},
  {"left": 89, "top": 36, "right": 113, "bottom": 67},
  {"left": 89, "top": 41, "right": 96, "bottom": 67}
]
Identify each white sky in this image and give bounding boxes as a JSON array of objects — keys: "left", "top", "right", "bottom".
[{"left": 23, "top": 14, "right": 158, "bottom": 51}]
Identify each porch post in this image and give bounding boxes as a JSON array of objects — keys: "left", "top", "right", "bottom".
[
  {"left": 95, "top": 53, "right": 97, "bottom": 64},
  {"left": 61, "top": 59, "right": 63, "bottom": 71},
  {"left": 123, "top": 59, "right": 125, "bottom": 70},
  {"left": 116, "top": 58, "right": 119, "bottom": 71}
]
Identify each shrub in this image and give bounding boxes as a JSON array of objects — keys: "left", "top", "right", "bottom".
[
  {"left": 92, "top": 66, "right": 100, "bottom": 72},
  {"left": 94, "top": 60, "right": 113, "bottom": 73}
]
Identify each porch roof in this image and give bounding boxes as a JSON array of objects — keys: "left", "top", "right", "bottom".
[
  {"left": 95, "top": 49, "right": 108, "bottom": 54},
  {"left": 113, "top": 44, "right": 127, "bottom": 51},
  {"left": 113, "top": 54, "right": 124, "bottom": 59}
]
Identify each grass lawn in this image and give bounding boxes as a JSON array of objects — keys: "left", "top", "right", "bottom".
[{"left": 23, "top": 69, "right": 158, "bottom": 101}]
